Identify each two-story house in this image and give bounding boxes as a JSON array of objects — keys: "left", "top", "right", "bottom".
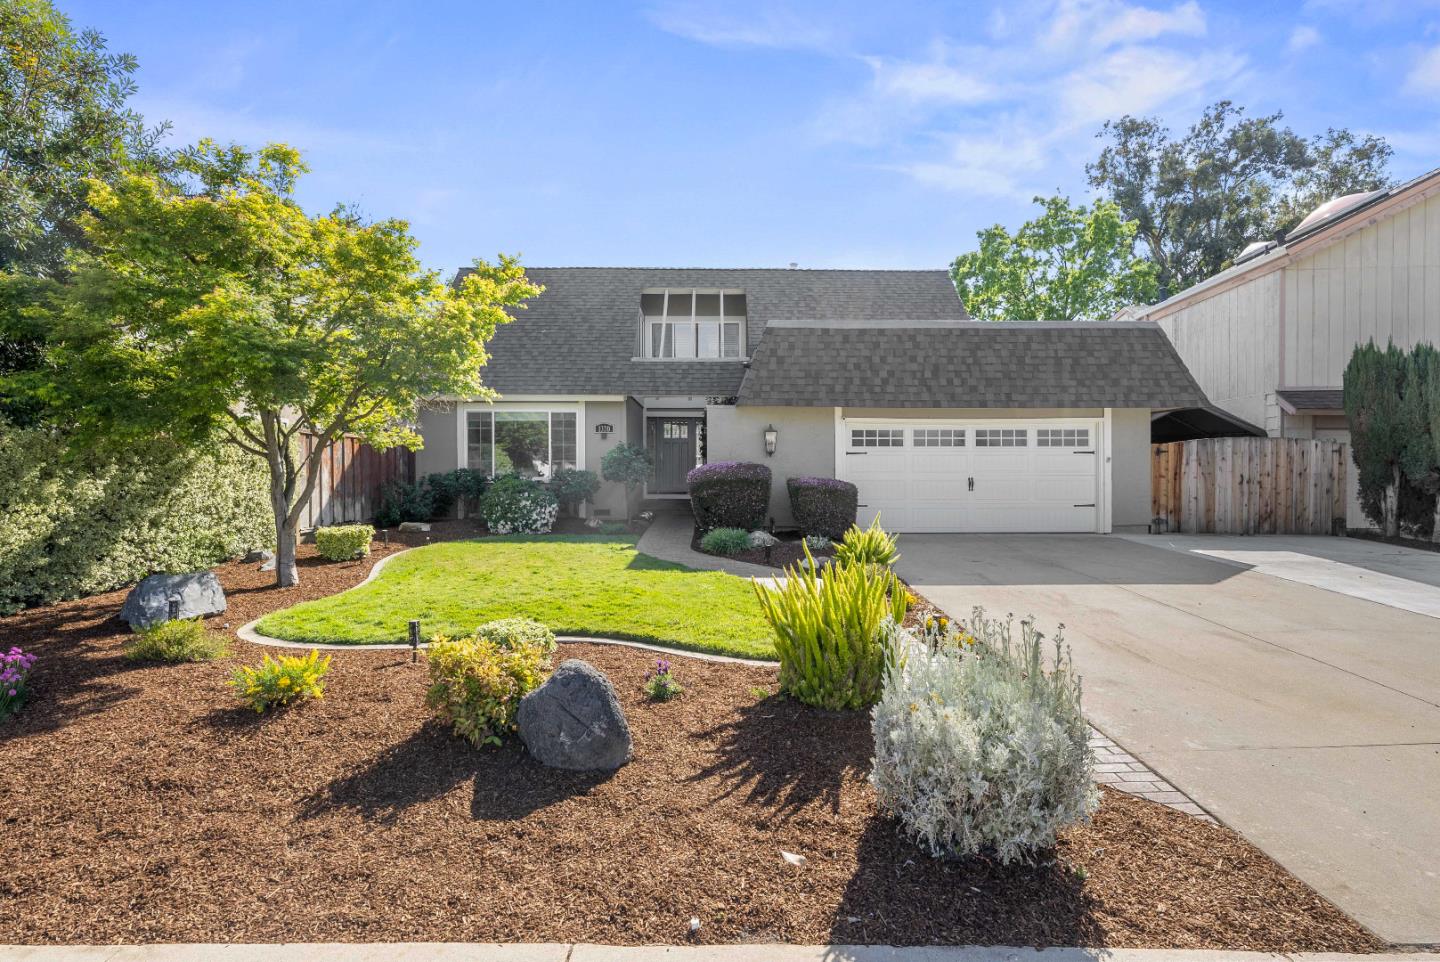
[
  {"left": 414, "top": 267, "right": 1205, "bottom": 533},
  {"left": 1122, "top": 167, "right": 1440, "bottom": 528}
]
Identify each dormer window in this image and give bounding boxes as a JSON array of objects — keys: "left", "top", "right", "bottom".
[{"left": 642, "top": 288, "right": 746, "bottom": 358}]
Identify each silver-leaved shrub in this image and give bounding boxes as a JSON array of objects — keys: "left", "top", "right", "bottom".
[{"left": 870, "top": 609, "right": 1097, "bottom": 864}]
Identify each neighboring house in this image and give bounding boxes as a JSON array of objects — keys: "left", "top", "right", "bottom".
[
  {"left": 415, "top": 267, "right": 1204, "bottom": 533},
  {"left": 1122, "top": 167, "right": 1440, "bottom": 528}
]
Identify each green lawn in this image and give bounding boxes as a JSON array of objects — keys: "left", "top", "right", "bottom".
[{"left": 256, "top": 535, "right": 777, "bottom": 659}]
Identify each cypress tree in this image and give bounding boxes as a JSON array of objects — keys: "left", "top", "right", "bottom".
[
  {"left": 1344, "top": 341, "right": 1407, "bottom": 536},
  {"left": 1415, "top": 344, "right": 1440, "bottom": 542}
]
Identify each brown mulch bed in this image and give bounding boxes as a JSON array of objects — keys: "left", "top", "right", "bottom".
[
  {"left": 691, "top": 527, "right": 831, "bottom": 569},
  {"left": 0, "top": 544, "right": 1382, "bottom": 950}
]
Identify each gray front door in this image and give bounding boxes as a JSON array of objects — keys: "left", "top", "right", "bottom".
[{"left": 648, "top": 417, "right": 703, "bottom": 494}]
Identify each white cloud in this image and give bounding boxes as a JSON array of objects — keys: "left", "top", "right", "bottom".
[
  {"left": 1041, "top": 0, "right": 1206, "bottom": 52},
  {"left": 863, "top": 56, "right": 1000, "bottom": 105},
  {"left": 646, "top": 2, "right": 839, "bottom": 51},
  {"left": 1058, "top": 46, "right": 1245, "bottom": 126},
  {"left": 1287, "top": 25, "right": 1322, "bottom": 54},
  {"left": 1406, "top": 44, "right": 1440, "bottom": 95}
]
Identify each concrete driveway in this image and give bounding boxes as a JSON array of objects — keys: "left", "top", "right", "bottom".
[{"left": 897, "top": 534, "right": 1440, "bottom": 947}]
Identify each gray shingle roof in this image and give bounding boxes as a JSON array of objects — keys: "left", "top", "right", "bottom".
[
  {"left": 1277, "top": 388, "right": 1345, "bottom": 413},
  {"left": 735, "top": 320, "right": 1208, "bottom": 409},
  {"left": 457, "top": 267, "right": 968, "bottom": 397}
]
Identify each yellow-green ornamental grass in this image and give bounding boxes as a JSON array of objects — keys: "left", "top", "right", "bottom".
[{"left": 230, "top": 650, "right": 331, "bottom": 712}]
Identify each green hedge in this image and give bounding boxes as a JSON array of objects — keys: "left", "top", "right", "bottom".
[{"left": 0, "top": 426, "right": 272, "bottom": 614}]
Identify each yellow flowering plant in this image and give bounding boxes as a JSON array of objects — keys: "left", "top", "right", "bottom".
[{"left": 230, "top": 650, "right": 331, "bottom": 712}]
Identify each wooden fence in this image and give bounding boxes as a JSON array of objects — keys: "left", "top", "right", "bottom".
[
  {"left": 297, "top": 432, "right": 415, "bottom": 531},
  {"left": 1151, "top": 438, "right": 1347, "bottom": 535}
]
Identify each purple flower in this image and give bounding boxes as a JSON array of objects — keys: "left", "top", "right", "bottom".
[{"left": 6, "top": 689, "right": 15, "bottom": 697}]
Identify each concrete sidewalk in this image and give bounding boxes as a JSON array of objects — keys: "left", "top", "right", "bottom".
[{"left": 1, "top": 946, "right": 1431, "bottom": 962}]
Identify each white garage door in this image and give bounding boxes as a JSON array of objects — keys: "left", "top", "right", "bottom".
[{"left": 840, "top": 420, "right": 1101, "bottom": 533}]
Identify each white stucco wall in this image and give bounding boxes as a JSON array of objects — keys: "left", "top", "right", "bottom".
[
  {"left": 704, "top": 404, "right": 838, "bottom": 527},
  {"left": 1109, "top": 408, "right": 1152, "bottom": 533},
  {"left": 706, "top": 404, "right": 1154, "bottom": 533}
]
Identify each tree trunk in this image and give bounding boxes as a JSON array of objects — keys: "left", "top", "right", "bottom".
[
  {"left": 274, "top": 510, "right": 299, "bottom": 587},
  {"left": 1384, "top": 465, "right": 1400, "bottom": 539},
  {"left": 1432, "top": 494, "right": 1440, "bottom": 544}
]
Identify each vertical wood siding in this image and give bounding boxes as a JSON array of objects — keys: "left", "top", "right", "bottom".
[
  {"left": 297, "top": 433, "right": 416, "bottom": 530},
  {"left": 1151, "top": 438, "right": 1346, "bottom": 535},
  {"left": 1285, "top": 190, "right": 1440, "bottom": 387},
  {"left": 1154, "top": 271, "right": 1279, "bottom": 429}
]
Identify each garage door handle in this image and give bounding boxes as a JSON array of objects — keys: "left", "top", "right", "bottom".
[
  {"left": 845, "top": 451, "right": 868, "bottom": 455},
  {"left": 967, "top": 476, "right": 974, "bottom": 491},
  {"left": 1074, "top": 450, "right": 1095, "bottom": 454},
  {"left": 1074, "top": 503, "right": 1096, "bottom": 508}
]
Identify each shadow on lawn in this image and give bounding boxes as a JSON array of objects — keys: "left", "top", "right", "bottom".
[
  {"left": 301, "top": 722, "right": 613, "bottom": 825},
  {"left": 687, "top": 693, "right": 870, "bottom": 818},
  {"left": 827, "top": 818, "right": 1103, "bottom": 948}
]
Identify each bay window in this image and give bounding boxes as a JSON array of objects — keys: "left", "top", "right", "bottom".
[
  {"left": 465, "top": 409, "right": 578, "bottom": 479},
  {"left": 642, "top": 288, "right": 746, "bottom": 359}
]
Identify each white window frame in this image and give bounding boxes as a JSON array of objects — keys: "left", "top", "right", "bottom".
[
  {"left": 641, "top": 288, "right": 746, "bottom": 360},
  {"left": 455, "top": 401, "right": 586, "bottom": 482}
]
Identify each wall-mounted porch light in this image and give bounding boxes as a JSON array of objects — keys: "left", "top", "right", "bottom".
[{"left": 763, "top": 424, "right": 778, "bottom": 457}]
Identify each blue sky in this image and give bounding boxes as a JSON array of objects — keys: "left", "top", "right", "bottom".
[{"left": 63, "top": 0, "right": 1440, "bottom": 275}]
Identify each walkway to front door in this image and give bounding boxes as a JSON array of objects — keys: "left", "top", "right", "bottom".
[{"left": 647, "top": 416, "right": 704, "bottom": 494}]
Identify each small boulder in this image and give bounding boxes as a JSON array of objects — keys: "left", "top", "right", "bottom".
[
  {"left": 517, "top": 659, "right": 633, "bottom": 771},
  {"left": 243, "top": 548, "right": 274, "bottom": 565},
  {"left": 120, "top": 571, "right": 226, "bottom": 630},
  {"left": 397, "top": 521, "right": 431, "bottom": 532}
]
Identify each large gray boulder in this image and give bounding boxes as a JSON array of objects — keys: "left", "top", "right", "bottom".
[
  {"left": 120, "top": 572, "right": 226, "bottom": 630},
  {"left": 517, "top": 659, "right": 633, "bottom": 771}
]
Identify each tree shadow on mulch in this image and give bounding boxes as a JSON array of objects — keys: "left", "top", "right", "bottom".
[
  {"left": 0, "top": 604, "right": 145, "bottom": 742},
  {"left": 300, "top": 722, "right": 613, "bottom": 825},
  {"left": 686, "top": 693, "right": 870, "bottom": 818},
  {"left": 827, "top": 817, "right": 1104, "bottom": 948}
]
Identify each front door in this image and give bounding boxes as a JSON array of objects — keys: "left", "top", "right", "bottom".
[{"left": 648, "top": 417, "right": 703, "bottom": 494}]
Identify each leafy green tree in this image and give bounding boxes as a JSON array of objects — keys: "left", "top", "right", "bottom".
[
  {"left": 1088, "top": 101, "right": 1392, "bottom": 298},
  {"left": 1344, "top": 341, "right": 1408, "bottom": 537},
  {"left": 25, "top": 140, "right": 542, "bottom": 586},
  {"left": 950, "top": 195, "right": 1157, "bottom": 320},
  {"left": 601, "top": 442, "right": 652, "bottom": 520},
  {"left": 0, "top": 0, "right": 164, "bottom": 277}
]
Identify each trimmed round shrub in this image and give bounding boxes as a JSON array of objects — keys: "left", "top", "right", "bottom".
[
  {"left": 425, "top": 634, "right": 551, "bottom": 747},
  {"left": 786, "top": 476, "right": 858, "bottom": 540},
  {"left": 687, "top": 460, "right": 771, "bottom": 531},
  {"left": 476, "top": 616, "right": 557, "bottom": 657},
  {"left": 700, "top": 527, "right": 751, "bottom": 555},
  {"left": 315, "top": 524, "right": 374, "bottom": 561},
  {"left": 480, "top": 474, "right": 559, "bottom": 534},
  {"left": 549, "top": 467, "right": 601, "bottom": 514},
  {"left": 870, "top": 611, "right": 1097, "bottom": 864}
]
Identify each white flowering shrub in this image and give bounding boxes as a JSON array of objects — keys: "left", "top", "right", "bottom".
[
  {"left": 870, "top": 609, "right": 1097, "bottom": 864},
  {"left": 480, "top": 475, "right": 559, "bottom": 534}
]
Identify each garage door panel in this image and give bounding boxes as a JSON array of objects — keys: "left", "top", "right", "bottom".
[{"left": 843, "top": 419, "right": 1100, "bottom": 534}]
